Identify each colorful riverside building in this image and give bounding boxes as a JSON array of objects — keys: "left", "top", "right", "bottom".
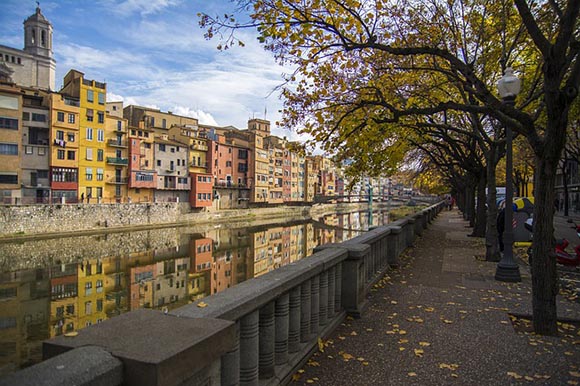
[
  {"left": 48, "top": 92, "right": 79, "bottom": 203},
  {"left": 60, "top": 70, "right": 107, "bottom": 203},
  {"left": 0, "top": 81, "right": 23, "bottom": 204},
  {"left": 104, "top": 102, "right": 129, "bottom": 202}
]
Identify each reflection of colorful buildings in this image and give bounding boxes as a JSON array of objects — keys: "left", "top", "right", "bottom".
[{"left": 1, "top": 212, "right": 386, "bottom": 374}]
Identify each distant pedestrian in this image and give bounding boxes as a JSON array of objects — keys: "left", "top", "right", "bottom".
[
  {"left": 450, "top": 196, "right": 455, "bottom": 210},
  {"left": 446, "top": 195, "right": 452, "bottom": 210},
  {"left": 87, "top": 193, "right": 91, "bottom": 203},
  {"left": 80, "top": 193, "right": 84, "bottom": 203}
]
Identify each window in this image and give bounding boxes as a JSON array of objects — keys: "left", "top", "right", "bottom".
[
  {"left": 97, "top": 299, "right": 103, "bottom": 312},
  {"left": 0, "top": 174, "right": 17, "bottom": 184},
  {"left": 85, "top": 301, "right": 92, "bottom": 315},
  {"left": 117, "top": 121, "right": 122, "bottom": 130},
  {"left": 57, "top": 149, "right": 65, "bottom": 159},
  {"left": 68, "top": 113, "right": 75, "bottom": 124},
  {"left": 0, "top": 95, "right": 18, "bottom": 110},
  {"left": 37, "top": 170, "right": 48, "bottom": 178},
  {"left": 22, "top": 112, "right": 30, "bottom": 121},
  {"left": 98, "top": 92, "right": 105, "bottom": 105},
  {"left": 0, "top": 143, "right": 18, "bottom": 155},
  {"left": 96, "top": 168, "right": 103, "bottom": 181},
  {"left": 56, "top": 130, "right": 64, "bottom": 140},
  {"left": 97, "top": 112, "right": 104, "bottom": 124},
  {"left": 96, "top": 187, "right": 102, "bottom": 198},
  {"left": 87, "top": 90, "right": 94, "bottom": 102},
  {"left": 86, "top": 148, "right": 93, "bottom": 160},
  {"left": 0, "top": 117, "right": 18, "bottom": 130},
  {"left": 67, "top": 133, "right": 75, "bottom": 142},
  {"left": 86, "top": 127, "right": 93, "bottom": 140},
  {"left": 51, "top": 168, "right": 77, "bottom": 182},
  {"left": 85, "top": 282, "right": 92, "bottom": 296},
  {"left": 157, "top": 160, "right": 161, "bottom": 166},
  {"left": 159, "top": 144, "right": 166, "bottom": 152},
  {"left": 67, "top": 150, "right": 75, "bottom": 160},
  {"left": 31, "top": 113, "right": 46, "bottom": 122},
  {"left": 97, "top": 129, "right": 104, "bottom": 142},
  {"left": 86, "top": 109, "right": 93, "bottom": 122},
  {"left": 96, "top": 280, "right": 103, "bottom": 293},
  {"left": 97, "top": 149, "right": 104, "bottom": 161},
  {"left": 162, "top": 118, "right": 166, "bottom": 129},
  {"left": 85, "top": 168, "right": 93, "bottom": 181},
  {"left": 25, "top": 146, "right": 33, "bottom": 154},
  {"left": 170, "top": 147, "right": 175, "bottom": 153},
  {"left": 226, "top": 161, "right": 232, "bottom": 167}
]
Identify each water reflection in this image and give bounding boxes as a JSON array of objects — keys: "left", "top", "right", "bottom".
[{"left": 0, "top": 207, "right": 390, "bottom": 375}]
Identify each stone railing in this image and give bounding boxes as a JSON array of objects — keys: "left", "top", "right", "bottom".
[{"left": 0, "top": 203, "right": 445, "bottom": 386}]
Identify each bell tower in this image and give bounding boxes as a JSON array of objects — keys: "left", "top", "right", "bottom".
[{"left": 23, "top": 3, "right": 53, "bottom": 59}]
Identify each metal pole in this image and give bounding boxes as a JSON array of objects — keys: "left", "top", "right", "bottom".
[{"left": 495, "top": 96, "right": 522, "bottom": 282}]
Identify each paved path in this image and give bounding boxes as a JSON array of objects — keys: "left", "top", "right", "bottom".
[{"left": 290, "top": 210, "right": 580, "bottom": 385}]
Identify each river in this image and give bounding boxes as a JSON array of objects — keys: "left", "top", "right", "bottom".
[{"left": 0, "top": 204, "right": 397, "bottom": 375}]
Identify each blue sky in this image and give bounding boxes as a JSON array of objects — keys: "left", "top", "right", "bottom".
[{"left": 0, "top": 0, "right": 298, "bottom": 139}]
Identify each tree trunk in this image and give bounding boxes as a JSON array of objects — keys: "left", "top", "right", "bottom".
[
  {"left": 531, "top": 155, "right": 559, "bottom": 335},
  {"left": 485, "top": 146, "right": 501, "bottom": 261},
  {"left": 472, "top": 174, "right": 487, "bottom": 237},
  {"left": 563, "top": 159, "right": 569, "bottom": 216}
]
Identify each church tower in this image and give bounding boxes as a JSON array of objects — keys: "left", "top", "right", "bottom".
[
  {"left": 23, "top": 4, "right": 54, "bottom": 59},
  {"left": 0, "top": 4, "right": 56, "bottom": 89}
]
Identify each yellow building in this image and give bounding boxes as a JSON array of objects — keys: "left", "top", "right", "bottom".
[
  {"left": 104, "top": 102, "right": 129, "bottom": 202},
  {"left": 0, "top": 81, "right": 22, "bottom": 204},
  {"left": 76, "top": 259, "right": 106, "bottom": 328},
  {"left": 48, "top": 92, "right": 79, "bottom": 202},
  {"left": 60, "top": 70, "right": 107, "bottom": 203}
]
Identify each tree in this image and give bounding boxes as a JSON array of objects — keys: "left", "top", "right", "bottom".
[{"left": 201, "top": 0, "right": 580, "bottom": 335}]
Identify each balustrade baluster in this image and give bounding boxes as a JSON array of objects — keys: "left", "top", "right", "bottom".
[
  {"left": 335, "top": 263, "right": 342, "bottom": 313},
  {"left": 288, "top": 286, "right": 301, "bottom": 353},
  {"left": 310, "top": 275, "right": 320, "bottom": 336},
  {"left": 259, "top": 302, "right": 275, "bottom": 379},
  {"left": 240, "top": 311, "right": 259, "bottom": 386},
  {"left": 221, "top": 321, "right": 240, "bottom": 386},
  {"left": 275, "top": 293, "right": 289, "bottom": 366},
  {"left": 300, "top": 280, "right": 311, "bottom": 342},
  {"left": 328, "top": 266, "right": 336, "bottom": 318},
  {"left": 319, "top": 271, "right": 328, "bottom": 326}
]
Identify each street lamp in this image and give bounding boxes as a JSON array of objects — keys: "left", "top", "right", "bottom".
[{"left": 495, "top": 67, "right": 522, "bottom": 282}]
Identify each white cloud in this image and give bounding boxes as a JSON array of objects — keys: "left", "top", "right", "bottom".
[
  {"left": 100, "top": 0, "right": 181, "bottom": 17},
  {"left": 170, "top": 106, "right": 218, "bottom": 126}
]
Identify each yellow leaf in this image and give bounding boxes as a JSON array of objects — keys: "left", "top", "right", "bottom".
[
  {"left": 414, "top": 349, "right": 424, "bottom": 357},
  {"left": 362, "top": 361, "right": 369, "bottom": 366},
  {"left": 451, "top": 373, "right": 458, "bottom": 377},
  {"left": 357, "top": 357, "right": 365, "bottom": 361},
  {"left": 307, "top": 360, "right": 320, "bottom": 367},
  {"left": 565, "top": 351, "right": 573, "bottom": 356},
  {"left": 298, "top": 369, "right": 305, "bottom": 374},
  {"left": 424, "top": 307, "right": 435, "bottom": 312},
  {"left": 292, "top": 373, "right": 301, "bottom": 381},
  {"left": 408, "top": 372, "right": 417, "bottom": 377},
  {"left": 398, "top": 339, "right": 409, "bottom": 344},
  {"left": 318, "top": 338, "right": 324, "bottom": 352},
  {"left": 419, "top": 342, "right": 431, "bottom": 347},
  {"left": 571, "top": 371, "right": 580, "bottom": 378},
  {"left": 399, "top": 347, "right": 406, "bottom": 351},
  {"left": 197, "top": 301, "right": 208, "bottom": 308},
  {"left": 442, "top": 319, "right": 453, "bottom": 324},
  {"left": 399, "top": 330, "right": 407, "bottom": 335},
  {"left": 391, "top": 300, "right": 398, "bottom": 304},
  {"left": 64, "top": 331, "right": 78, "bottom": 337},
  {"left": 568, "top": 381, "right": 579, "bottom": 386},
  {"left": 306, "top": 380, "right": 314, "bottom": 384},
  {"left": 350, "top": 331, "right": 358, "bottom": 336},
  {"left": 507, "top": 372, "right": 523, "bottom": 379},
  {"left": 524, "top": 376, "right": 534, "bottom": 381}
]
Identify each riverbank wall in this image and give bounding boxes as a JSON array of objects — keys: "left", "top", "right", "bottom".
[{"left": 0, "top": 202, "right": 379, "bottom": 240}]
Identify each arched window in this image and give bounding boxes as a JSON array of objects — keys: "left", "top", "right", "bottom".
[
  {"left": 41, "top": 30, "right": 46, "bottom": 47},
  {"left": 31, "top": 29, "right": 35, "bottom": 44}
]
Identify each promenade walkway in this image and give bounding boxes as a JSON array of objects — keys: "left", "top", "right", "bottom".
[{"left": 290, "top": 210, "right": 580, "bottom": 385}]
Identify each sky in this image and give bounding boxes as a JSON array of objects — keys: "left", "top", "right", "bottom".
[{"left": 0, "top": 0, "right": 301, "bottom": 140}]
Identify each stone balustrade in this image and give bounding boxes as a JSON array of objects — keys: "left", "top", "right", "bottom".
[{"left": 0, "top": 202, "right": 444, "bottom": 386}]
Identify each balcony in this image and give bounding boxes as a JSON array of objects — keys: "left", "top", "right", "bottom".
[
  {"left": 191, "top": 144, "right": 208, "bottom": 151},
  {"left": 106, "top": 157, "right": 128, "bottom": 165},
  {"left": 106, "top": 177, "right": 129, "bottom": 184},
  {"left": 107, "top": 139, "right": 128, "bottom": 148},
  {"left": 214, "top": 181, "right": 249, "bottom": 189}
]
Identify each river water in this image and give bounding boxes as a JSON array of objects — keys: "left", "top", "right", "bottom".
[{"left": 0, "top": 204, "right": 395, "bottom": 375}]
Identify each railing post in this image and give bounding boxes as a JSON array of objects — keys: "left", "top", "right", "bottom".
[
  {"left": 259, "top": 302, "right": 275, "bottom": 379},
  {"left": 319, "top": 271, "right": 328, "bottom": 326},
  {"left": 327, "top": 266, "right": 336, "bottom": 318},
  {"left": 300, "top": 280, "right": 311, "bottom": 342},
  {"left": 275, "top": 293, "right": 290, "bottom": 366},
  {"left": 334, "top": 263, "right": 342, "bottom": 313},
  {"left": 240, "top": 310, "right": 260, "bottom": 386},
  {"left": 405, "top": 218, "right": 415, "bottom": 247},
  {"left": 221, "top": 322, "right": 240, "bottom": 386},
  {"left": 387, "top": 226, "right": 402, "bottom": 268},
  {"left": 310, "top": 275, "right": 320, "bottom": 336},
  {"left": 288, "top": 286, "right": 301, "bottom": 353}
]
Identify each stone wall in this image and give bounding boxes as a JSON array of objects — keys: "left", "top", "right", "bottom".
[{"left": 0, "top": 202, "right": 186, "bottom": 236}]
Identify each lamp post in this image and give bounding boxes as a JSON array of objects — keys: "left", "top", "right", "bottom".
[{"left": 495, "top": 67, "right": 522, "bottom": 282}]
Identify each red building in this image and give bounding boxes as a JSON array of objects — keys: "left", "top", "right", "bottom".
[{"left": 190, "top": 172, "right": 213, "bottom": 208}]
